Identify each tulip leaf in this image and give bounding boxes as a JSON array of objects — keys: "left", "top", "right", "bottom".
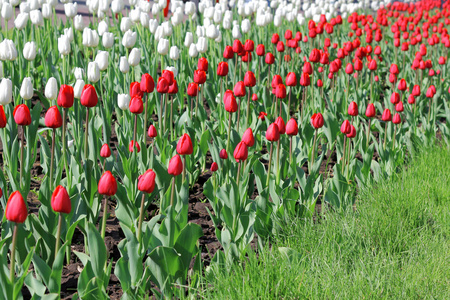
[{"left": 86, "top": 222, "right": 107, "bottom": 278}]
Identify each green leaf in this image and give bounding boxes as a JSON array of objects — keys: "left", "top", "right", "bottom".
[{"left": 86, "top": 223, "right": 107, "bottom": 278}]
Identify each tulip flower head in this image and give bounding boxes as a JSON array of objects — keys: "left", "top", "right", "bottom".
[
  {"left": 341, "top": 120, "right": 351, "bottom": 134},
  {"left": 5, "top": 191, "right": 27, "bottom": 223},
  {"left": 275, "top": 116, "right": 286, "bottom": 134},
  {"left": 346, "top": 125, "right": 356, "bottom": 138},
  {"left": 168, "top": 154, "right": 183, "bottom": 176},
  {"left": 286, "top": 118, "right": 298, "bottom": 136},
  {"left": 365, "top": 103, "right": 376, "bottom": 118},
  {"left": 148, "top": 125, "right": 157, "bottom": 138},
  {"left": 138, "top": 169, "right": 156, "bottom": 193},
  {"left": 51, "top": 186, "right": 71, "bottom": 214},
  {"left": 210, "top": 162, "right": 218, "bottom": 172},
  {"left": 98, "top": 171, "right": 117, "bottom": 196},
  {"left": 57, "top": 85, "right": 74, "bottom": 108},
  {"left": 176, "top": 133, "right": 193, "bottom": 155},
  {"left": 45, "top": 106, "right": 63, "bottom": 128},
  {"left": 0, "top": 106, "right": 6, "bottom": 128},
  {"left": 233, "top": 141, "right": 248, "bottom": 162},
  {"left": 382, "top": 109, "right": 392, "bottom": 122},
  {"left": 100, "top": 144, "right": 111, "bottom": 158},
  {"left": 140, "top": 73, "right": 155, "bottom": 94},
  {"left": 129, "top": 140, "right": 141, "bottom": 153},
  {"left": 310, "top": 113, "right": 324, "bottom": 129},
  {"left": 242, "top": 128, "right": 255, "bottom": 147},
  {"left": 348, "top": 101, "right": 358, "bottom": 116},
  {"left": 266, "top": 123, "right": 280, "bottom": 142},
  {"left": 80, "top": 84, "right": 98, "bottom": 107},
  {"left": 219, "top": 148, "right": 228, "bottom": 159},
  {"left": 233, "top": 81, "right": 246, "bottom": 97},
  {"left": 392, "top": 113, "right": 401, "bottom": 124},
  {"left": 13, "top": 104, "right": 31, "bottom": 126}
]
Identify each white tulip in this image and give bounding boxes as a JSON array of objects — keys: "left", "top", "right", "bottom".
[
  {"left": 120, "top": 17, "right": 133, "bottom": 33},
  {"left": 118, "top": 94, "right": 130, "bottom": 110},
  {"left": 88, "top": 61, "right": 100, "bottom": 83},
  {"left": 232, "top": 25, "right": 242, "bottom": 39},
  {"left": 206, "top": 24, "right": 218, "bottom": 39},
  {"left": 74, "top": 15, "right": 85, "bottom": 31},
  {"left": 213, "top": 9, "right": 223, "bottom": 23},
  {"left": 169, "top": 46, "right": 180, "bottom": 60},
  {"left": 15, "top": 13, "right": 30, "bottom": 30},
  {"left": 10, "top": 0, "right": 20, "bottom": 7},
  {"left": 20, "top": 3, "right": 30, "bottom": 14},
  {"left": 162, "top": 21, "right": 173, "bottom": 36},
  {"left": 185, "top": 2, "right": 196, "bottom": 15},
  {"left": 274, "top": 14, "right": 281, "bottom": 27},
  {"left": 184, "top": 32, "right": 193, "bottom": 47},
  {"left": 119, "top": 56, "right": 129, "bottom": 73},
  {"left": 102, "top": 32, "right": 114, "bottom": 49},
  {"left": 0, "top": 79, "right": 12, "bottom": 105},
  {"left": 215, "top": 30, "right": 222, "bottom": 43},
  {"left": 122, "top": 30, "right": 137, "bottom": 48},
  {"left": 95, "top": 51, "right": 109, "bottom": 71},
  {"left": 47, "top": 0, "right": 58, "bottom": 7},
  {"left": 45, "top": 77, "right": 58, "bottom": 100},
  {"left": 140, "top": 13, "right": 149, "bottom": 27},
  {"left": 58, "top": 35, "right": 71, "bottom": 56},
  {"left": 87, "top": 0, "right": 99, "bottom": 13},
  {"left": 98, "top": 0, "right": 109, "bottom": 13},
  {"left": 171, "top": 11, "right": 183, "bottom": 27},
  {"left": 165, "top": 66, "right": 178, "bottom": 77},
  {"left": 154, "top": 26, "right": 164, "bottom": 41},
  {"left": 20, "top": 77, "right": 33, "bottom": 100},
  {"left": 1, "top": 3, "right": 13, "bottom": 20},
  {"left": 29, "top": 0, "right": 40, "bottom": 10},
  {"left": 64, "top": 2, "right": 77, "bottom": 18},
  {"left": 139, "top": 0, "right": 151, "bottom": 13},
  {"left": 188, "top": 43, "right": 198, "bottom": 57},
  {"left": 98, "top": 20, "right": 109, "bottom": 36},
  {"left": 111, "top": 0, "right": 124, "bottom": 14},
  {"left": 151, "top": 3, "right": 160, "bottom": 16},
  {"left": 30, "top": 10, "right": 44, "bottom": 26},
  {"left": 204, "top": 7, "right": 214, "bottom": 19},
  {"left": 196, "top": 25, "right": 205, "bottom": 37},
  {"left": 128, "top": 48, "right": 141, "bottom": 67},
  {"left": 74, "top": 68, "right": 84, "bottom": 80},
  {"left": 196, "top": 37, "right": 208, "bottom": 53},
  {"left": 0, "top": 39, "right": 18, "bottom": 61},
  {"left": 130, "top": 7, "right": 141, "bottom": 23},
  {"left": 64, "top": 27, "right": 74, "bottom": 42},
  {"left": 82, "top": 28, "right": 99, "bottom": 48},
  {"left": 241, "top": 18, "right": 251, "bottom": 33},
  {"left": 23, "top": 42, "right": 37, "bottom": 61},
  {"left": 149, "top": 19, "right": 159, "bottom": 34},
  {"left": 157, "top": 38, "right": 169, "bottom": 55}
]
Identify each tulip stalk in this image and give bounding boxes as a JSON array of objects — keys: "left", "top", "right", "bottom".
[
  {"left": 289, "top": 136, "right": 293, "bottom": 165},
  {"left": 101, "top": 197, "right": 108, "bottom": 240},
  {"left": 246, "top": 88, "right": 251, "bottom": 128},
  {"left": 19, "top": 127, "right": 25, "bottom": 190},
  {"left": 341, "top": 136, "right": 347, "bottom": 174},
  {"left": 265, "top": 143, "right": 274, "bottom": 186},
  {"left": 54, "top": 213, "right": 62, "bottom": 260},
  {"left": 170, "top": 96, "right": 174, "bottom": 140},
  {"left": 310, "top": 129, "right": 318, "bottom": 171},
  {"left": 226, "top": 112, "right": 232, "bottom": 154},
  {"left": 133, "top": 114, "right": 138, "bottom": 151},
  {"left": 236, "top": 161, "right": 242, "bottom": 186},
  {"left": 170, "top": 176, "right": 176, "bottom": 206},
  {"left": 275, "top": 140, "right": 281, "bottom": 185},
  {"left": 383, "top": 121, "right": 388, "bottom": 151},
  {"left": 9, "top": 224, "right": 18, "bottom": 282},
  {"left": 366, "top": 119, "right": 371, "bottom": 148},
  {"left": 84, "top": 109, "right": 90, "bottom": 161},
  {"left": 392, "top": 125, "right": 397, "bottom": 151},
  {"left": 159, "top": 93, "right": 164, "bottom": 136},
  {"left": 137, "top": 194, "right": 145, "bottom": 242},
  {"left": 182, "top": 155, "right": 187, "bottom": 183},
  {"left": 49, "top": 129, "right": 56, "bottom": 190},
  {"left": 237, "top": 97, "right": 242, "bottom": 132}
]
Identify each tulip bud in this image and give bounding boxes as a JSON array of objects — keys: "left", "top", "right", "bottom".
[
  {"left": 177, "top": 133, "right": 193, "bottom": 155},
  {"left": 100, "top": 144, "right": 111, "bottom": 158},
  {"left": 194, "top": 70, "right": 206, "bottom": 85},
  {"left": 365, "top": 103, "right": 376, "bottom": 118},
  {"left": 129, "top": 140, "right": 141, "bottom": 153},
  {"left": 118, "top": 94, "right": 131, "bottom": 110},
  {"left": 275, "top": 116, "right": 286, "bottom": 134},
  {"left": 120, "top": 17, "right": 133, "bottom": 32},
  {"left": 187, "top": 82, "right": 198, "bottom": 97},
  {"left": 102, "top": 32, "right": 114, "bottom": 49},
  {"left": 87, "top": 62, "right": 100, "bottom": 83},
  {"left": 74, "top": 15, "right": 85, "bottom": 31},
  {"left": 223, "top": 45, "right": 234, "bottom": 59},
  {"left": 169, "top": 46, "right": 180, "bottom": 60},
  {"left": 244, "top": 71, "right": 256, "bottom": 87},
  {"left": 256, "top": 44, "right": 265, "bottom": 56},
  {"left": 2, "top": 3, "right": 13, "bottom": 20},
  {"left": 30, "top": 10, "right": 44, "bottom": 26},
  {"left": 340, "top": 120, "right": 351, "bottom": 134},
  {"left": 44, "top": 77, "right": 58, "bottom": 101},
  {"left": 346, "top": 125, "right": 356, "bottom": 139},
  {"left": 382, "top": 108, "right": 392, "bottom": 122},
  {"left": 82, "top": 28, "right": 99, "bottom": 48},
  {"left": 122, "top": 30, "right": 137, "bottom": 48},
  {"left": 233, "top": 81, "right": 246, "bottom": 97},
  {"left": 392, "top": 113, "right": 401, "bottom": 124},
  {"left": 13, "top": 104, "right": 31, "bottom": 126},
  {"left": 311, "top": 113, "right": 324, "bottom": 129},
  {"left": 0, "top": 106, "right": 6, "bottom": 128},
  {"left": 395, "top": 101, "right": 404, "bottom": 112},
  {"left": 217, "top": 62, "right": 229, "bottom": 77},
  {"left": 51, "top": 186, "right": 71, "bottom": 214},
  {"left": 138, "top": 169, "right": 156, "bottom": 193},
  {"left": 98, "top": 171, "right": 117, "bottom": 196},
  {"left": 157, "top": 77, "right": 169, "bottom": 93},
  {"left": 390, "top": 92, "right": 400, "bottom": 105},
  {"left": 276, "top": 84, "right": 286, "bottom": 99},
  {"left": 242, "top": 128, "right": 255, "bottom": 147},
  {"left": 19, "top": 77, "right": 33, "bottom": 101},
  {"left": 57, "top": 85, "right": 74, "bottom": 108},
  {"left": 80, "top": 84, "right": 98, "bottom": 107},
  {"left": 64, "top": 2, "right": 77, "bottom": 18},
  {"left": 128, "top": 48, "right": 141, "bottom": 67},
  {"left": 286, "top": 72, "right": 297, "bottom": 87},
  {"left": 23, "top": 41, "right": 37, "bottom": 61},
  {"left": 184, "top": 32, "right": 193, "bottom": 48},
  {"left": 266, "top": 123, "right": 280, "bottom": 142},
  {"left": 157, "top": 38, "right": 169, "bottom": 55},
  {"left": 5, "top": 191, "right": 27, "bottom": 223},
  {"left": 95, "top": 51, "right": 109, "bottom": 71},
  {"left": 233, "top": 141, "right": 248, "bottom": 162},
  {"left": 348, "top": 101, "right": 358, "bottom": 116},
  {"left": 119, "top": 56, "right": 130, "bottom": 74},
  {"left": 140, "top": 74, "right": 154, "bottom": 94},
  {"left": 129, "top": 96, "right": 143, "bottom": 114},
  {"left": 148, "top": 124, "right": 157, "bottom": 138},
  {"left": 168, "top": 154, "right": 183, "bottom": 176},
  {"left": 45, "top": 106, "right": 62, "bottom": 128},
  {"left": 210, "top": 162, "right": 218, "bottom": 172},
  {"left": 0, "top": 39, "right": 18, "bottom": 61},
  {"left": 286, "top": 118, "right": 298, "bottom": 136},
  {"left": 219, "top": 148, "right": 228, "bottom": 159}
]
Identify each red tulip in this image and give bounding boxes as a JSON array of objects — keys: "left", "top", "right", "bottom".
[
  {"left": 45, "top": 106, "right": 63, "bottom": 128},
  {"left": 266, "top": 123, "right": 280, "bottom": 142},
  {"left": 223, "top": 45, "right": 234, "bottom": 59},
  {"left": 157, "top": 77, "right": 169, "bottom": 93},
  {"left": 5, "top": 191, "right": 27, "bottom": 223},
  {"left": 51, "top": 186, "right": 71, "bottom": 214},
  {"left": 223, "top": 90, "right": 238, "bottom": 113},
  {"left": 130, "top": 82, "right": 143, "bottom": 98},
  {"left": 162, "top": 70, "right": 174, "bottom": 86},
  {"left": 317, "top": 79, "right": 323, "bottom": 87},
  {"left": 311, "top": 113, "right": 324, "bottom": 129},
  {"left": 365, "top": 103, "right": 376, "bottom": 118},
  {"left": 138, "top": 169, "right": 156, "bottom": 193},
  {"left": 129, "top": 96, "right": 144, "bottom": 114},
  {"left": 57, "top": 85, "right": 74, "bottom": 108},
  {"left": 354, "top": 58, "right": 363, "bottom": 71},
  {"left": 258, "top": 111, "right": 267, "bottom": 120},
  {"left": 286, "top": 118, "right": 298, "bottom": 136},
  {"left": 276, "top": 84, "right": 286, "bottom": 99},
  {"left": 217, "top": 62, "right": 229, "bottom": 77},
  {"left": 129, "top": 140, "right": 141, "bottom": 153},
  {"left": 244, "top": 71, "right": 256, "bottom": 87},
  {"left": 382, "top": 108, "right": 392, "bottom": 122},
  {"left": 168, "top": 154, "right": 183, "bottom": 176},
  {"left": 198, "top": 57, "right": 208, "bottom": 72},
  {"left": 265, "top": 52, "right": 275, "bottom": 65},
  {"left": 346, "top": 125, "right": 356, "bottom": 138},
  {"left": 286, "top": 72, "right": 297, "bottom": 87},
  {"left": 252, "top": 94, "right": 258, "bottom": 101},
  {"left": 233, "top": 81, "right": 246, "bottom": 97},
  {"left": 0, "top": 105, "right": 6, "bottom": 128},
  {"left": 390, "top": 64, "right": 399, "bottom": 75},
  {"left": 210, "top": 162, "right": 218, "bottom": 172},
  {"left": 426, "top": 86, "right": 435, "bottom": 98},
  {"left": 194, "top": 70, "right": 206, "bottom": 85},
  {"left": 392, "top": 113, "right": 401, "bottom": 124},
  {"left": 233, "top": 141, "right": 248, "bottom": 162},
  {"left": 276, "top": 41, "right": 285, "bottom": 52},
  {"left": 256, "top": 44, "right": 265, "bottom": 56},
  {"left": 408, "top": 95, "right": 416, "bottom": 104},
  {"left": 187, "top": 82, "right": 198, "bottom": 97},
  {"left": 148, "top": 125, "right": 157, "bottom": 138},
  {"left": 397, "top": 79, "right": 407, "bottom": 91},
  {"left": 100, "top": 144, "right": 111, "bottom": 158},
  {"left": 80, "top": 84, "right": 98, "bottom": 107},
  {"left": 348, "top": 101, "right": 358, "bottom": 116},
  {"left": 176, "top": 133, "right": 193, "bottom": 155},
  {"left": 309, "top": 48, "right": 320, "bottom": 62},
  {"left": 98, "top": 171, "right": 117, "bottom": 196},
  {"left": 244, "top": 39, "right": 254, "bottom": 52},
  {"left": 168, "top": 80, "right": 178, "bottom": 94},
  {"left": 219, "top": 148, "right": 228, "bottom": 159},
  {"left": 140, "top": 73, "right": 155, "bottom": 94},
  {"left": 345, "top": 63, "right": 354, "bottom": 74},
  {"left": 341, "top": 120, "right": 351, "bottom": 134},
  {"left": 271, "top": 33, "right": 280, "bottom": 44},
  {"left": 242, "top": 128, "right": 255, "bottom": 147},
  {"left": 13, "top": 104, "right": 31, "bottom": 126},
  {"left": 390, "top": 92, "right": 400, "bottom": 104},
  {"left": 368, "top": 60, "right": 377, "bottom": 71},
  {"left": 300, "top": 73, "right": 311, "bottom": 86}
]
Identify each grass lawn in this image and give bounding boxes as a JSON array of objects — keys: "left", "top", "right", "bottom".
[{"left": 196, "top": 145, "right": 450, "bottom": 299}]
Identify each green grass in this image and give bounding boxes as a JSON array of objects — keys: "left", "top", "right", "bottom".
[{"left": 195, "top": 145, "right": 450, "bottom": 299}]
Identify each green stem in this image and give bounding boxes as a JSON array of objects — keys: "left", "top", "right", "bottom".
[
  {"left": 226, "top": 112, "right": 232, "bottom": 154},
  {"left": 49, "top": 129, "right": 56, "bottom": 191},
  {"left": 310, "top": 129, "right": 318, "bottom": 172},
  {"left": 366, "top": 118, "right": 371, "bottom": 148},
  {"left": 170, "top": 176, "right": 175, "bottom": 206},
  {"left": 133, "top": 114, "right": 137, "bottom": 150},
  {"left": 237, "top": 161, "right": 242, "bottom": 185},
  {"left": 246, "top": 88, "right": 251, "bottom": 128},
  {"left": 383, "top": 121, "right": 388, "bottom": 151},
  {"left": 101, "top": 197, "right": 108, "bottom": 240},
  {"left": 84, "top": 108, "right": 89, "bottom": 161},
  {"left": 137, "top": 193, "right": 145, "bottom": 242},
  {"left": 19, "top": 126, "right": 24, "bottom": 190},
  {"left": 275, "top": 140, "right": 281, "bottom": 185},
  {"left": 9, "top": 224, "right": 18, "bottom": 282},
  {"left": 182, "top": 155, "right": 186, "bottom": 183},
  {"left": 265, "top": 143, "right": 274, "bottom": 186},
  {"left": 54, "top": 213, "right": 62, "bottom": 261}
]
